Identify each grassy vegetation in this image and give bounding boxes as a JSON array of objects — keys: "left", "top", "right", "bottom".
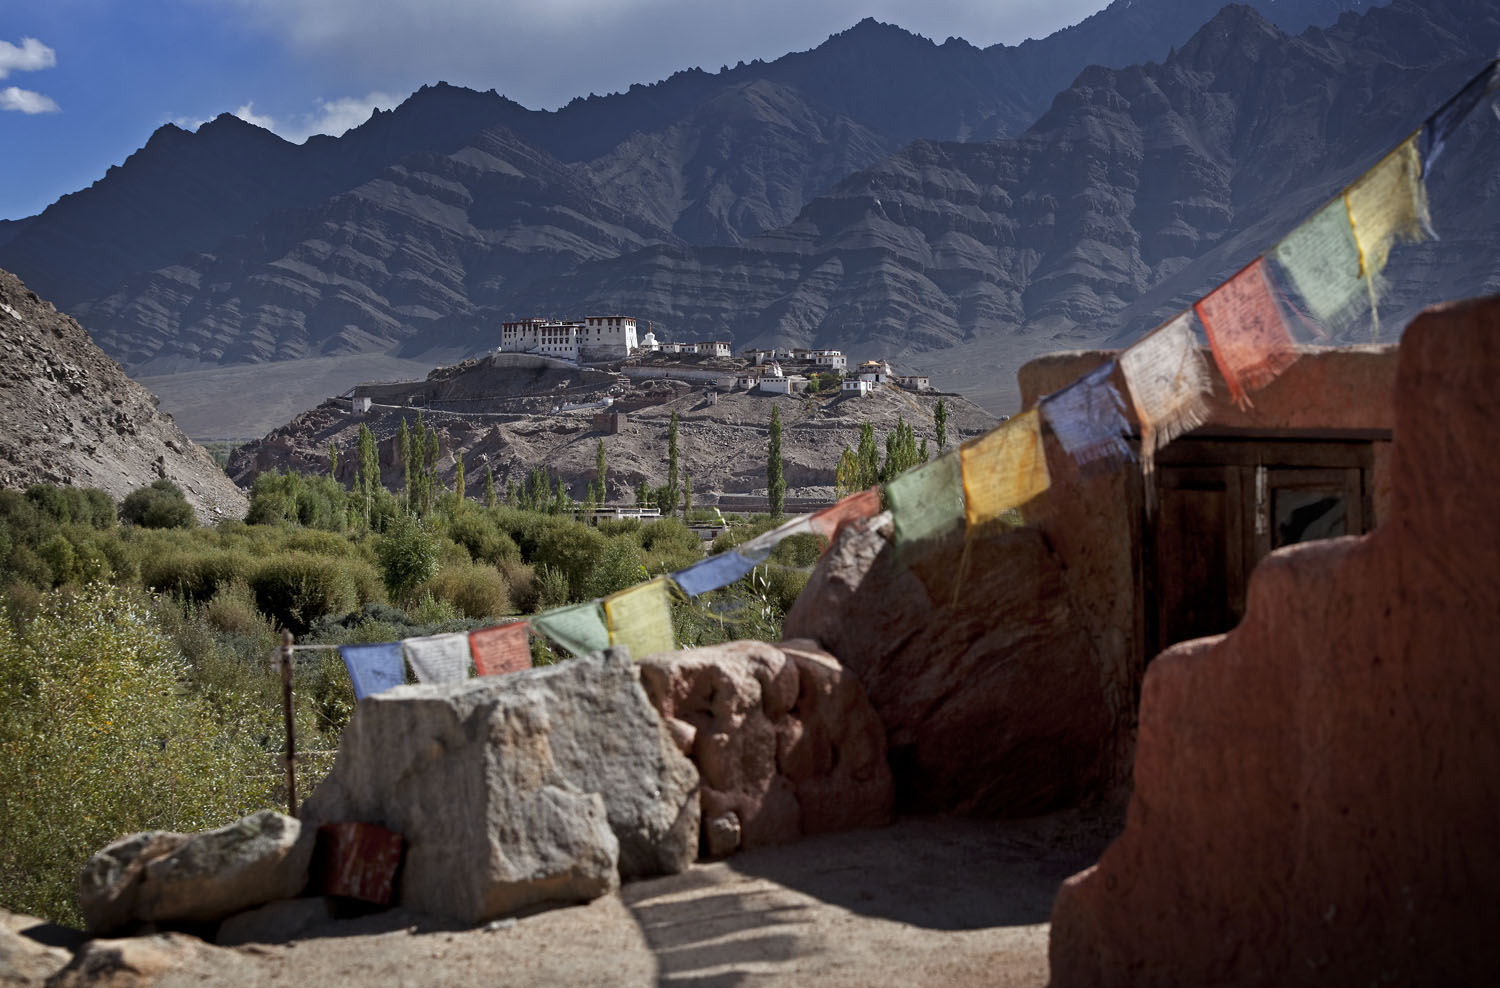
[{"left": 0, "top": 475, "right": 820, "bottom": 925}]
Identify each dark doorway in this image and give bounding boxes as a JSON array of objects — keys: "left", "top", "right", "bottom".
[{"left": 1146, "top": 430, "right": 1380, "bottom": 656}]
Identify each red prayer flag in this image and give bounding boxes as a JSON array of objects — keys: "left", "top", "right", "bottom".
[
  {"left": 315, "top": 821, "right": 404, "bottom": 905},
  {"left": 809, "top": 487, "right": 882, "bottom": 545},
  {"left": 1193, "top": 258, "right": 1298, "bottom": 408},
  {"left": 469, "top": 621, "right": 532, "bottom": 677}
]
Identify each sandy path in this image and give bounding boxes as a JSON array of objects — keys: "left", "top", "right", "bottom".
[{"left": 119, "top": 812, "right": 1115, "bottom": 988}]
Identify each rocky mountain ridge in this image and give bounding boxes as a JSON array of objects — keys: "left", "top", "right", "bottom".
[
  {"left": 0, "top": 0, "right": 1388, "bottom": 394},
  {"left": 0, "top": 268, "right": 247, "bottom": 521}
]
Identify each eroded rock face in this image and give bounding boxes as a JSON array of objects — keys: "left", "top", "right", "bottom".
[
  {"left": 637, "top": 640, "right": 893, "bottom": 854},
  {"left": 785, "top": 513, "right": 1116, "bottom": 816},
  {"left": 302, "top": 648, "right": 699, "bottom": 923},
  {"left": 1049, "top": 296, "right": 1500, "bottom": 987}
]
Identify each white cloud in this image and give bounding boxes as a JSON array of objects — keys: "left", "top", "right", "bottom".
[
  {"left": 232, "top": 91, "right": 399, "bottom": 142},
  {"left": 233, "top": 100, "right": 277, "bottom": 130},
  {"left": 0, "top": 37, "right": 55, "bottom": 80},
  {"left": 1, "top": 86, "right": 60, "bottom": 114}
]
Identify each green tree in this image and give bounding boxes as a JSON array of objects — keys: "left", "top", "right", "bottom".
[
  {"left": 835, "top": 446, "right": 860, "bottom": 497},
  {"left": 880, "top": 417, "right": 921, "bottom": 482},
  {"left": 767, "top": 406, "right": 785, "bottom": 517},
  {"left": 484, "top": 465, "right": 497, "bottom": 508},
  {"left": 119, "top": 479, "right": 194, "bottom": 529},
  {"left": 0, "top": 585, "right": 276, "bottom": 924},
  {"left": 328, "top": 440, "right": 339, "bottom": 481},
  {"left": 376, "top": 513, "right": 440, "bottom": 604},
  {"left": 396, "top": 418, "right": 411, "bottom": 511},
  {"left": 934, "top": 398, "right": 948, "bottom": 449},
  {"left": 663, "top": 411, "right": 680, "bottom": 516},
  {"left": 855, "top": 422, "right": 880, "bottom": 489},
  {"left": 595, "top": 439, "right": 607, "bottom": 504},
  {"left": 425, "top": 426, "right": 441, "bottom": 512},
  {"left": 453, "top": 450, "right": 466, "bottom": 504},
  {"left": 356, "top": 424, "right": 379, "bottom": 526}
]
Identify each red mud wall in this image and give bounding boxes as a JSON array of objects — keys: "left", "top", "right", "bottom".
[{"left": 1048, "top": 297, "right": 1500, "bottom": 986}]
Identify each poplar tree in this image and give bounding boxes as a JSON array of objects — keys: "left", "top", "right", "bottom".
[
  {"left": 396, "top": 419, "right": 411, "bottom": 511},
  {"left": 328, "top": 440, "right": 339, "bottom": 481},
  {"left": 663, "top": 411, "right": 680, "bottom": 516},
  {"left": 855, "top": 422, "right": 880, "bottom": 489},
  {"left": 934, "top": 398, "right": 949, "bottom": 449},
  {"left": 595, "top": 439, "right": 607, "bottom": 504},
  {"left": 767, "top": 406, "right": 785, "bottom": 517},
  {"left": 880, "top": 417, "right": 920, "bottom": 482},
  {"left": 484, "top": 465, "right": 497, "bottom": 508},
  {"left": 425, "top": 426, "right": 440, "bottom": 513},
  {"left": 835, "top": 447, "right": 859, "bottom": 497},
  {"left": 356, "top": 423, "right": 379, "bottom": 525},
  {"left": 453, "top": 450, "right": 466, "bottom": 504}
]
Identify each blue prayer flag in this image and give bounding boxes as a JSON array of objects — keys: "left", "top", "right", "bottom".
[
  {"left": 1040, "top": 361, "right": 1134, "bottom": 474},
  {"left": 1422, "top": 59, "right": 1499, "bottom": 173},
  {"left": 673, "top": 551, "right": 761, "bottom": 597},
  {"left": 339, "top": 642, "right": 406, "bottom": 701}
]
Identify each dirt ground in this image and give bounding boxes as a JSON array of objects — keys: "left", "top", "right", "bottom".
[{"left": 87, "top": 809, "right": 1117, "bottom": 988}]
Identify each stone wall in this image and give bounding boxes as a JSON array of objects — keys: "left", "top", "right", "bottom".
[{"left": 1048, "top": 297, "right": 1500, "bottom": 986}]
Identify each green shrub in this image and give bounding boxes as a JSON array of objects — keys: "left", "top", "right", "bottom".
[
  {"left": 25, "top": 484, "right": 115, "bottom": 528},
  {"left": 534, "top": 563, "right": 571, "bottom": 611},
  {"left": 0, "top": 584, "right": 276, "bottom": 925},
  {"left": 375, "top": 515, "right": 440, "bottom": 605},
  {"left": 249, "top": 553, "right": 359, "bottom": 633},
  {"left": 140, "top": 549, "right": 253, "bottom": 604},
  {"left": 638, "top": 517, "right": 703, "bottom": 574},
  {"left": 528, "top": 518, "right": 608, "bottom": 599},
  {"left": 203, "top": 580, "right": 271, "bottom": 636},
  {"left": 119, "top": 479, "right": 195, "bottom": 529},
  {"left": 499, "top": 559, "right": 539, "bottom": 613},
  {"left": 447, "top": 513, "right": 521, "bottom": 567},
  {"left": 284, "top": 529, "right": 354, "bottom": 558},
  {"left": 585, "top": 538, "right": 645, "bottom": 600},
  {"left": 426, "top": 563, "right": 511, "bottom": 620},
  {"left": 595, "top": 518, "right": 642, "bottom": 538}
]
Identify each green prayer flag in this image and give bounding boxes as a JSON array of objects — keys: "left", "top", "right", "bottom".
[
  {"left": 531, "top": 601, "right": 610, "bottom": 658},
  {"left": 886, "top": 452, "right": 964, "bottom": 548},
  {"left": 1272, "top": 198, "right": 1365, "bottom": 332}
]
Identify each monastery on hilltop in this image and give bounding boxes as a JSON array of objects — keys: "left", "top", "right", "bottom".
[{"left": 497, "top": 313, "right": 930, "bottom": 395}]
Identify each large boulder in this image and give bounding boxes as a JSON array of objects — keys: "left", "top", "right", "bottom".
[
  {"left": 78, "top": 812, "right": 312, "bottom": 934},
  {"left": 302, "top": 647, "right": 699, "bottom": 924},
  {"left": 0, "top": 910, "right": 74, "bottom": 986},
  {"left": 1049, "top": 296, "right": 1500, "bottom": 986},
  {"left": 784, "top": 512, "right": 1116, "bottom": 815},
  {"left": 45, "top": 933, "right": 250, "bottom": 988},
  {"left": 637, "top": 640, "right": 893, "bottom": 854}
]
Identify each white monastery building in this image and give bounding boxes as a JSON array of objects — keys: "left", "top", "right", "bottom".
[{"left": 501, "top": 315, "right": 639, "bottom": 362}]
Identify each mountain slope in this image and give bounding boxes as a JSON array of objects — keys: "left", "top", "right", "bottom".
[
  {"left": 75, "top": 127, "right": 678, "bottom": 371},
  {"left": 0, "top": 0, "right": 1382, "bottom": 332},
  {"left": 0, "top": 269, "right": 247, "bottom": 521},
  {"left": 496, "top": 0, "right": 1500, "bottom": 408}
]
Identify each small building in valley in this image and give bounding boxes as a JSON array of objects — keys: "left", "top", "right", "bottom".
[{"left": 898, "top": 374, "right": 932, "bottom": 391}]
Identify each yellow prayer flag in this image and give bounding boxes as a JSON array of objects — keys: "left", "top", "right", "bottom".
[
  {"left": 604, "top": 577, "right": 675, "bottom": 659},
  {"left": 1345, "top": 133, "right": 1430, "bottom": 280},
  {"left": 959, "top": 409, "right": 1050, "bottom": 527}
]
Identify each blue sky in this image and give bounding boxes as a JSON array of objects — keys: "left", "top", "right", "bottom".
[{"left": 0, "top": 0, "right": 1110, "bottom": 221}]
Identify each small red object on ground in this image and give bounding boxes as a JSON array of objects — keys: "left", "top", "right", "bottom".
[{"left": 315, "top": 821, "right": 404, "bottom": 905}]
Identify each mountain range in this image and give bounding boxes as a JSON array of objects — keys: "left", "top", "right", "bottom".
[{"left": 4, "top": 0, "right": 1495, "bottom": 414}]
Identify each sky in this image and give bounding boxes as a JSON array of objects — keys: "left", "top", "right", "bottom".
[{"left": 0, "top": 0, "right": 1113, "bottom": 221}]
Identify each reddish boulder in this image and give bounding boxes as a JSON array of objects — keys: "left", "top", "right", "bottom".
[
  {"left": 784, "top": 513, "right": 1116, "bottom": 815},
  {"left": 637, "top": 639, "right": 893, "bottom": 854},
  {"left": 1049, "top": 296, "right": 1500, "bottom": 987}
]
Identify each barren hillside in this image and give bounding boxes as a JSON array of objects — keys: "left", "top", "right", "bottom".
[{"left": 0, "top": 268, "right": 247, "bottom": 521}]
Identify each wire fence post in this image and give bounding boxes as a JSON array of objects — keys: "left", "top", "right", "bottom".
[{"left": 280, "top": 629, "right": 298, "bottom": 818}]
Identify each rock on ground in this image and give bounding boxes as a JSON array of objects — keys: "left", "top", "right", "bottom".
[
  {"left": 302, "top": 648, "right": 699, "bottom": 923},
  {"left": 1049, "top": 296, "right": 1500, "bottom": 986},
  {"left": 79, "top": 813, "right": 312, "bottom": 935},
  {"left": 785, "top": 512, "right": 1115, "bottom": 816},
  {"left": 637, "top": 639, "right": 893, "bottom": 854},
  {"left": 1, "top": 909, "right": 75, "bottom": 986},
  {"left": 45, "top": 933, "right": 251, "bottom": 988},
  {"left": 215, "top": 898, "right": 336, "bottom": 947}
]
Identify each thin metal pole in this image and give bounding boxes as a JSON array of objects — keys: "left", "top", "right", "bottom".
[{"left": 280, "top": 629, "right": 298, "bottom": 818}]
